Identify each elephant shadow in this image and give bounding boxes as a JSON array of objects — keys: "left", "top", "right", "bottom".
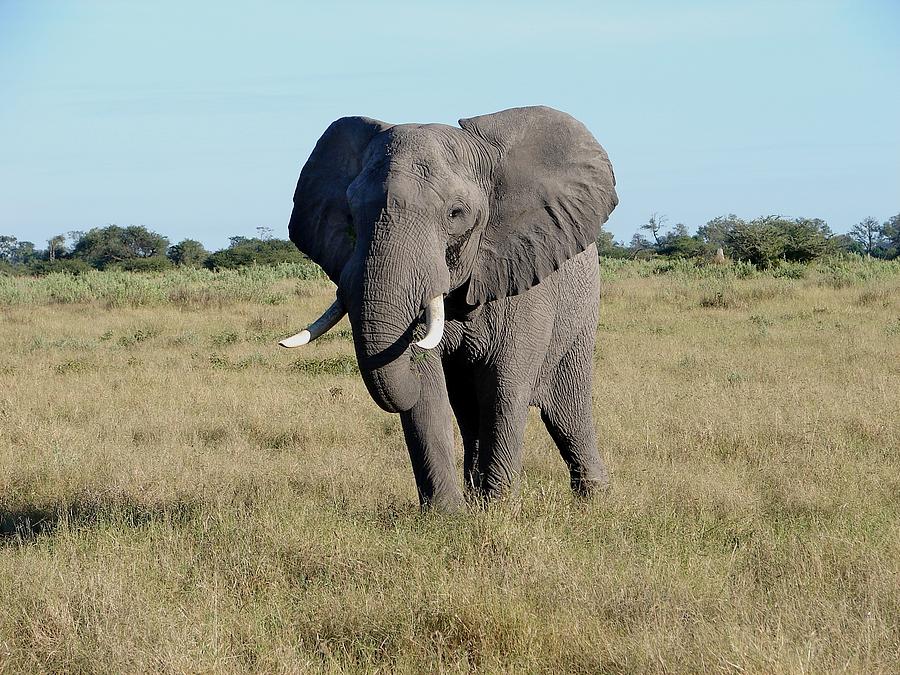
[{"left": 0, "top": 495, "right": 201, "bottom": 546}]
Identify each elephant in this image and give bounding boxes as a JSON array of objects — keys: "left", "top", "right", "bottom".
[{"left": 279, "top": 106, "right": 618, "bottom": 511}]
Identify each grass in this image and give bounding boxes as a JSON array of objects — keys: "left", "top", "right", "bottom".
[{"left": 1, "top": 258, "right": 899, "bottom": 672}]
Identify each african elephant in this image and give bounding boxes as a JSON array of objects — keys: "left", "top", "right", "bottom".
[{"left": 280, "top": 106, "right": 618, "bottom": 511}]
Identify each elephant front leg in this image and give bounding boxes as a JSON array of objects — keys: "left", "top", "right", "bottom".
[
  {"left": 399, "top": 355, "right": 465, "bottom": 512},
  {"left": 443, "top": 356, "right": 482, "bottom": 500}
]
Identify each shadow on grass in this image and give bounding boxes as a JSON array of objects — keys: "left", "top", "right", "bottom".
[{"left": 0, "top": 495, "right": 201, "bottom": 545}]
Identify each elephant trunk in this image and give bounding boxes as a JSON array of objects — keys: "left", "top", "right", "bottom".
[
  {"left": 351, "top": 293, "right": 422, "bottom": 413},
  {"left": 343, "top": 206, "right": 450, "bottom": 414},
  {"left": 344, "top": 245, "right": 425, "bottom": 413}
]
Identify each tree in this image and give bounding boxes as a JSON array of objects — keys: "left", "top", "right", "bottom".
[
  {"left": 204, "top": 237, "right": 307, "bottom": 269},
  {"left": 70, "top": 225, "right": 169, "bottom": 269},
  {"left": 697, "top": 214, "right": 745, "bottom": 249},
  {"left": 11, "top": 240, "right": 37, "bottom": 265},
  {"left": 640, "top": 212, "right": 667, "bottom": 246},
  {"left": 780, "top": 217, "right": 831, "bottom": 263},
  {"left": 849, "top": 217, "right": 884, "bottom": 257},
  {"left": 67, "top": 231, "right": 85, "bottom": 247},
  {"left": 167, "top": 239, "right": 209, "bottom": 267},
  {"left": 0, "top": 235, "right": 17, "bottom": 261},
  {"left": 670, "top": 223, "right": 690, "bottom": 238},
  {"left": 830, "top": 233, "right": 863, "bottom": 255},
  {"left": 47, "top": 234, "right": 66, "bottom": 261},
  {"left": 881, "top": 213, "right": 900, "bottom": 259},
  {"left": 725, "top": 217, "right": 784, "bottom": 268},
  {"left": 596, "top": 230, "right": 629, "bottom": 258},
  {"left": 628, "top": 233, "right": 654, "bottom": 257},
  {"left": 657, "top": 229, "right": 705, "bottom": 258},
  {"left": 26, "top": 258, "right": 92, "bottom": 276}
]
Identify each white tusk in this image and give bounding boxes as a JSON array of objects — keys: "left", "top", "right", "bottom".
[
  {"left": 415, "top": 296, "right": 445, "bottom": 350},
  {"left": 279, "top": 299, "right": 346, "bottom": 348}
]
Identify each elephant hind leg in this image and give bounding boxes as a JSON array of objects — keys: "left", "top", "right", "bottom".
[{"left": 539, "top": 333, "right": 609, "bottom": 496}]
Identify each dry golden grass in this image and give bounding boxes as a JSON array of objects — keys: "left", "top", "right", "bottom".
[{"left": 1, "top": 265, "right": 898, "bottom": 673}]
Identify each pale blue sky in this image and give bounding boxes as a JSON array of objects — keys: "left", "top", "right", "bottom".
[{"left": 1, "top": 1, "right": 898, "bottom": 250}]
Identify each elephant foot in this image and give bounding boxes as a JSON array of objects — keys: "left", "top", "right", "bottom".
[
  {"left": 420, "top": 490, "right": 466, "bottom": 513},
  {"left": 570, "top": 467, "right": 610, "bottom": 498}
]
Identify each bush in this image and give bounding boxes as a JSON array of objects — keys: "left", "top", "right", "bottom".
[
  {"left": 204, "top": 239, "right": 308, "bottom": 269},
  {"left": 26, "top": 259, "right": 93, "bottom": 276},
  {"left": 71, "top": 225, "right": 170, "bottom": 269},
  {"left": 112, "top": 257, "right": 174, "bottom": 273},
  {"left": 167, "top": 239, "right": 209, "bottom": 267},
  {"left": 725, "top": 218, "right": 784, "bottom": 268},
  {"left": 772, "top": 262, "right": 807, "bottom": 279}
]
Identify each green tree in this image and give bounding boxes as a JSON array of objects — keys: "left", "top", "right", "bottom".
[
  {"left": 168, "top": 239, "right": 209, "bottom": 267},
  {"left": 725, "top": 216, "right": 784, "bottom": 268},
  {"left": 71, "top": 225, "right": 169, "bottom": 269},
  {"left": 830, "top": 233, "right": 863, "bottom": 255},
  {"left": 881, "top": 213, "right": 900, "bottom": 259},
  {"left": 697, "top": 214, "right": 745, "bottom": 249},
  {"left": 11, "top": 240, "right": 37, "bottom": 265},
  {"left": 0, "top": 237, "right": 40, "bottom": 272},
  {"left": 47, "top": 234, "right": 66, "bottom": 261},
  {"left": 655, "top": 223, "right": 707, "bottom": 258},
  {"left": 628, "top": 233, "right": 654, "bottom": 257},
  {"left": 670, "top": 223, "right": 690, "bottom": 238},
  {"left": 0, "top": 235, "right": 19, "bottom": 263},
  {"left": 26, "top": 258, "right": 93, "bottom": 275},
  {"left": 116, "top": 257, "right": 173, "bottom": 272},
  {"left": 204, "top": 237, "right": 307, "bottom": 269},
  {"left": 781, "top": 217, "right": 831, "bottom": 262},
  {"left": 849, "top": 217, "right": 884, "bottom": 257},
  {"left": 596, "top": 230, "right": 629, "bottom": 258}
]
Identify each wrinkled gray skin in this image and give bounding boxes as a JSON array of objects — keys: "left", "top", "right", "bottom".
[{"left": 288, "top": 106, "right": 618, "bottom": 511}]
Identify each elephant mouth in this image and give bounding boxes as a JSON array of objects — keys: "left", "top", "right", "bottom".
[
  {"left": 278, "top": 292, "right": 445, "bottom": 414},
  {"left": 278, "top": 295, "right": 444, "bottom": 353}
]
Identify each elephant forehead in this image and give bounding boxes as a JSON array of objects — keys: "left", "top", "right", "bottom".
[{"left": 382, "top": 125, "right": 475, "bottom": 178}]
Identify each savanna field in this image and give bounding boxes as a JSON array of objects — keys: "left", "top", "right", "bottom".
[{"left": 1, "top": 258, "right": 898, "bottom": 673}]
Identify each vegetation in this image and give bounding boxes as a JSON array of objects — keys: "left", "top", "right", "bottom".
[
  {"left": 1, "top": 259, "right": 898, "bottom": 671},
  {"left": 0, "top": 262, "right": 325, "bottom": 308},
  {"left": 204, "top": 236, "right": 309, "bottom": 270},
  {"left": 0, "top": 226, "right": 310, "bottom": 276},
  {"left": 70, "top": 225, "right": 170, "bottom": 269},
  {"left": 3, "top": 212, "right": 897, "bottom": 279},
  {"left": 602, "top": 212, "right": 900, "bottom": 266}
]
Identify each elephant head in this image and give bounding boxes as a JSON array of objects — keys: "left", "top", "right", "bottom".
[{"left": 280, "top": 106, "right": 617, "bottom": 413}]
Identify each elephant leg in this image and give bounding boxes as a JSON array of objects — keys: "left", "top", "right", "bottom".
[
  {"left": 539, "top": 332, "right": 609, "bottom": 497},
  {"left": 476, "top": 386, "right": 532, "bottom": 502},
  {"left": 399, "top": 355, "right": 465, "bottom": 512},
  {"left": 443, "top": 357, "right": 481, "bottom": 498}
]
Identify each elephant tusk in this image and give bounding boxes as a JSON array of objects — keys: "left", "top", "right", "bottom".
[
  {"left": 279, "top": 298, "right": 346, "bottom": 348},
  {"left": 415, "top": 296, "right": 445, "bottom": 350}
]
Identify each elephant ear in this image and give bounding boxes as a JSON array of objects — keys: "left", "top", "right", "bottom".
[
  {"left": 288, "top": 116, "right": 392, "bottom": 284},
  {"left": 458, "top": 106, "right": 617, "bottom": 304}
]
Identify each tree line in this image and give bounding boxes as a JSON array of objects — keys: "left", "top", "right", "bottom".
[
  {"left": 599, "top": 213, "right": 900, "bottom": 267},
  {"left": 2, "top": 213, "right": 898, "bottom": 275},
  {"left": 0, "top": 226, "right": 309, "bottom": 275}
]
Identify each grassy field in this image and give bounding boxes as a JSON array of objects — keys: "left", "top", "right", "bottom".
[{"left": 1, "top": 258, "right": 898, "bottom": 673}]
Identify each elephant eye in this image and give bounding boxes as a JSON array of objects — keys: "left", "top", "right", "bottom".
[{"left": 448, "top": 205, "right": 465, "bottom": 219}]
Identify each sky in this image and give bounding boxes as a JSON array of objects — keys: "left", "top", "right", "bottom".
[{"left": 1, "top": 1, "right": 898, "bottom": 251}]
